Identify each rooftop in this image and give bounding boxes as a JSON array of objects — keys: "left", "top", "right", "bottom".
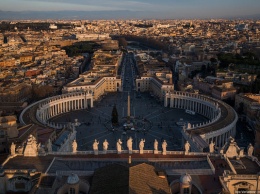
[
  {"left": 90, "top": 163, "right": 171, "bottom": 194},
  {"left": 0, "top": 115, "right": 17, "bottom": 123},
  {"left": 235, "top": 157, "right": 260, "bottom": 174}
]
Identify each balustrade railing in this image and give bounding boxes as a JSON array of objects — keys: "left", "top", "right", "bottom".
[{"left": 166, "top": 168, "right": 214, "bottom": 175}]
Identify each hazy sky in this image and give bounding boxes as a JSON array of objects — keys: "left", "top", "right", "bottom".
[{"left": 1, "top": 0, "right": 260, "bottom": 18}]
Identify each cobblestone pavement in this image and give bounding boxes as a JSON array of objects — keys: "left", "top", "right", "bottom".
[{"left": 51, "top": 92, "right": 208, "bottom": 151}]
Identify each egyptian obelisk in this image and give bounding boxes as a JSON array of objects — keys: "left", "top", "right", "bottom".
[{"left": 127, "top": 92, "right": 131, "bottom": 118}]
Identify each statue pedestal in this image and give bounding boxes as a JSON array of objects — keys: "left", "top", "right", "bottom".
[
  {"left": 129, "top": 150, "right": 132, "bottom": 154},
  {"left": 140, "top": 150, "right": 143, "bottom": 154},
  {"left": 162, "top": 151, "right": 166, "bottom": 155},
  {"left": 94, "top": 150, "right": 98, "bottom": 155},
  {"left": 185, "top": 151, "right": 189, "bottom": 155},
  {"left": 102, "top": 150, "right": 107, "bottom": 154},
  {"left": 117, "top": 151, "right": 121, "bottom": 154},
  {"left": 154, "top": 150, "right": 158, "bottom": 154}
]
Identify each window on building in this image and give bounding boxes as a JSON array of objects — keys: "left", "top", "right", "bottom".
[
  {"left": 238, "top": 188, "right": 248, "bottom": 192},
  {"left": 15, "top": 182, "right": 25, "bottom": 189},
  {"left": 183, "top": 188, "right": 190, "bottom": 194},
  {"left": 0, "top": 130, "right": 5, "bottom": 138},
  {"left": 69, "top": 187, "right": 75, "bottom": 194}
]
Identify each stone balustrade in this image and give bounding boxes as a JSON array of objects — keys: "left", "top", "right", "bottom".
[{"left": 166, "top": 169, "right": 214, "bottom": 175}]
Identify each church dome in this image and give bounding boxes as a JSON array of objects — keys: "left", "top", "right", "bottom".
[
  {"left": 180, "top": 173, "right": 192, "bottom": 185},
  {"left": 67, "top": 173, "right": 79, "bottom": 185}
]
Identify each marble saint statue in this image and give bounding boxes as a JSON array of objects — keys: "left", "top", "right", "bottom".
[
  {"left": 154, "top": 139, "right": 158, "bottom": 151},
  {"left": 187, "top": 122, "right": 191, "bottom": 129},
  {"left": 127, "top": 137, "right": 133, "bottom": 152},
  {"left": 72, "top": 139, "right": 77, "bottom": 153},
  {"left": 23, "top": 134, "right": 38, "bottom": 157},
  {"left": 184, "top": 141, "right": 190, "bottom": 154},
  {"left": 139, "top": 139, "right": 145, "bottom": 154},
  {"left": 93, "top": 139, "right": 99, "bottom": 151},
  {"left": 247, "top": 143, "right": 254, "bottom": 157},
  {"left": 162, "top": 140, "right": 167, "bottom": 154},
  {"left": 209, "top": 140, "right": 215, "bottom": 153},
  {"left": 103, "top": 139, "right": 109, "bottom": 151},
  {"left": 117, "top": 139, "right": 123, "bottom": 153},
  {"left": 10, "top": 142, "right": 16, "bottom": 156}
]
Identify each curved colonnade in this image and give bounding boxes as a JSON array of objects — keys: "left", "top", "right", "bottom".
[
  {"left": 20, "top": 91, "right": 237, "bottom": 152},
  {"left": 20, "top": 92, "right": 93, "bottom": 129},
  {"left": 165, "top": 91, "right": 238, "bottom": 150}
]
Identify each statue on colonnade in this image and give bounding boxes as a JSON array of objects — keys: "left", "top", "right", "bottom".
[
  {"left": 139, "top": 139, "right": 145, "bottom": 154},
  {"left": 10, "top": 142, "right": 16, "bottom": 156},
  {"left": 209, "top": 140, "right": 215, "bottom": 153},
  {"left": 247, "top": 143, "right": 254, "bottom": 157},
  {"left": 162, "top": 140, "right": 167, "bottom": 155},
  {"left": 117, "top": 139, "right": 123, "bottom": 154},
  {"left": 72, "top": 139, "right": 77, "bottom": 153},
  {"left": 103, "top": 139, "right": 109, "bottom": 153},
  {"left": 127, "top": 137, "right": 133, "bottom": 154},
  {"left": 154, "top": 139, "right": 158, "bottom": 154},
  {"left": 93, "top": 139, "right": 99, "bottom": 152},
  {"left": 184, "top": 141, "right": 190, "bottom": 155}
]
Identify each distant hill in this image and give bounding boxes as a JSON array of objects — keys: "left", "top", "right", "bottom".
[
  {"left": 228, "top": 14, "right": 260, "bottom": 20},
  {"left": 0, "top": 10, "right": 259, "bottom": 20},
  {"left": 0, "top": 10, "right": 154, "bottom": 20}
]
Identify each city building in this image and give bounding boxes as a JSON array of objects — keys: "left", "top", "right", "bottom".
[
  {"left": 235, "top": 93, "right": 260, "bottom": 128},
  {"left": 0, "top": 83, "right": 32, "bottom": 103},
  {"left": 62, "top": 50, "right": 123, "bottom": 100},
  {"left": 0, "top": 115, "right": 18, "bottom": 152},
  {"left": 135, "top": 55, "right": 174, "bottom": 100}
]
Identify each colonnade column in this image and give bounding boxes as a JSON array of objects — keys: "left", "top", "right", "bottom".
[
  {"left": 91, "top": 97, "right": 93, "bottom": 108},
  {"left": 218, "top": 135, "right": 222, "bottom": 147},
  {"left": 170, "top": 98, "right": 173, "bottom": 107},
  {"left": 164, "top": 95, "right": 168, "bottom": 107},
  {"left": 79, "top": 99, "right": 82, "bottom": 109},
  {"left": 221, "top": 134, "right": 225, "bottom": 147},
  {"left": 84, "top": 99, "right": 87, "bottom": 109}
]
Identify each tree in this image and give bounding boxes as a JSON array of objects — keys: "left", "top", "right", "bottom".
[
  {"left": 111, "top": 104, "right": 119, "bottom": 126},
  {"left": 210, "top": 57, "right": 217, "bottom": 64},
  {"left": 32, "top": 85, "right": 54, "bottom": 100},
  {"left": 200, "top": 64, "right": 207, "bottom": 78},
  {"left": 118, "top": 37, "right": 128, "bottom": 48},
  {"left": 237, "top": 102, "right": 244, "bottom": 114}
]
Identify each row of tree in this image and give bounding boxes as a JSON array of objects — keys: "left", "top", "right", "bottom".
[
  {"left": 0, "top": 22, "right": 73, "bottom": 32},
  {"left": 121, "top": 35, "right": 169, "bottom": 52},
  {"left": 217, "top": 52, "right": 260, "bottom": 69},
  {"left": 31, "top": 85, "right": 54, "bottom": 101},
  {"left": 63, "top": 41, "right": 99, "bottom": 57}
]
